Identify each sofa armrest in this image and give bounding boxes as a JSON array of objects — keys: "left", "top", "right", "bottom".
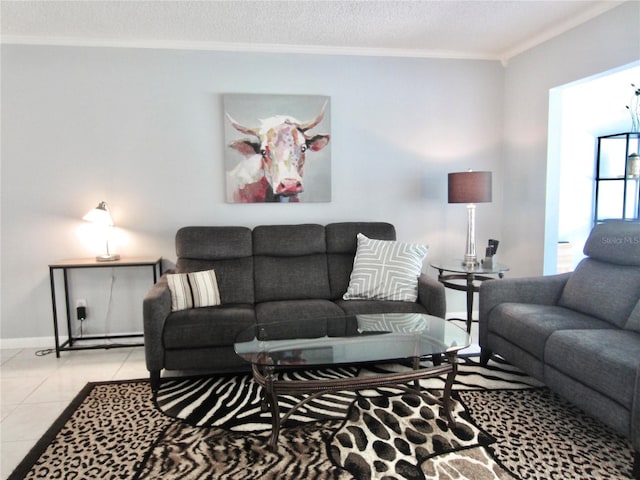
[
  {"left": 633, "top": 363, "right": 640, "bottom": 453},
  {"left": 143, "top": 275, "right": 172, "bottom": 373},
  {"left": 479, "top": 272, "right": 571, "bottom": 348},
  {"left": 417, "top": 273, "right": 446, "bottom": 318}
]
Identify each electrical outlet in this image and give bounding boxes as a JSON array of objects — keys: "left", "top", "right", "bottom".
[{"left": 76, "top": 299, "right": 87, "bottom": 320}]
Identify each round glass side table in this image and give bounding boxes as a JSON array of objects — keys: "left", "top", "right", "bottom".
[{"left": 430, "top": 260, "right": 509, "bottom": 333}]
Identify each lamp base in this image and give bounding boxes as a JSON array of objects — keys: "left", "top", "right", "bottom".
[
  {"left": 461, "top": 255, "right": 479, "bottom": 268},
  {"left": 96, "top": 254, "right": 121, "bottom": 262}
]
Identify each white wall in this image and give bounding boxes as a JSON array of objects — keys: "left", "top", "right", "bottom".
[
  {"left": 2, "top": 1, "right": 638, "bottom": 345},
  {"left": 1, "top": 47, "right": 504, "bottom": 344},
  {"left": 502, "top": 1, "right": 640, "bottom": 277}
]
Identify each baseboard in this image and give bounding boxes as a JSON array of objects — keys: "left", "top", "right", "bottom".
[
  {"left": 0, "top": 336, "right": 62, "bottom": 350},
  {"left": 0, "top": 334, "right": 143, "bottom": 350}
]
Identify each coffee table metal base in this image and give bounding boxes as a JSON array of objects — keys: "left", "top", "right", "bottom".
[{"left": 251, "top": 352, "right": 459, "bottom": 451}]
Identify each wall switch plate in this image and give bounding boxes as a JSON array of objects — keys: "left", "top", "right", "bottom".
[{"left": 76, "top": 299, "right": 87, "bottom": 308}]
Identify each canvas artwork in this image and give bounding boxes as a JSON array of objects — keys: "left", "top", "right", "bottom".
[{"left": 223, "top": 94, "right": 331, "bottom": 203}]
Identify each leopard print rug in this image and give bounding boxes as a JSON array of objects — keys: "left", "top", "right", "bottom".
[{"left": 9, "top": 364, "right": 637, "bottom": 480}]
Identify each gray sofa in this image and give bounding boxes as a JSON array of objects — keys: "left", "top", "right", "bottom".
[
  {"left": 479, "top": 221, "right": 640, "bottom": 477},
  {"left": 143, "top": 222, "right": 445, "bottom": 392}
]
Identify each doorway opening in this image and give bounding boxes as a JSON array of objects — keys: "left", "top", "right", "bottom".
[{"left": 544, "top": 61, "right": 639, "bottom": 274}]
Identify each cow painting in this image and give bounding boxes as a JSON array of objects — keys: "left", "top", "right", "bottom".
[{"left": 225, "top": 98, "right": 330, "bottom": 203}]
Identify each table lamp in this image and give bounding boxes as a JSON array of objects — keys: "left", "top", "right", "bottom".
[
  {"left": 83, "top": 201, "right": 120, "bottom": 261},
  {"left": 448, "top": 170, "right": 492, "bottom": 267}
]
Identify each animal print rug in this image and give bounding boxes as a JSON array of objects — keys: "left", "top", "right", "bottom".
[{"left": 9, "top": 358, "right": 636, "bottom": 480}]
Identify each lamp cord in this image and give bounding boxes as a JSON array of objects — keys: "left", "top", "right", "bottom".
[{"left": 104, "top": 272, "right": 115, "bottom": 341}]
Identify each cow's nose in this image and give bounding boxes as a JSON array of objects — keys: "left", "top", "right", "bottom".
[{"left": 276, "top": 179, "right": 303, "bottom": 195}]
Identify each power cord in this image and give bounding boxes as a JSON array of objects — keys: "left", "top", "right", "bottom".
[{"left": 35, "top": 348, "right": 55, "bottom": 356}]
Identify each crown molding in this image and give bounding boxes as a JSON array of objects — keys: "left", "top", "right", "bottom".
[
  {"left": 499, "top": 0, "right": 625, "bottom": 65},
  {"left": 0, "top": 35, "right": 501, "bottom": 62}
]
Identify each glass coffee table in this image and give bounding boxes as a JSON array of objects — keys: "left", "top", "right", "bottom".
[{"left": 234, "top": 313, "right": 470, "bottom": 451}]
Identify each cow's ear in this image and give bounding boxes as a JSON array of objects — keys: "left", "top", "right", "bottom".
[
  {"left": 307, "top": 134, "right": 330, "bottom": 152},
  {"left": 230, "top": 139, "right": 261, "bottom": 156}
]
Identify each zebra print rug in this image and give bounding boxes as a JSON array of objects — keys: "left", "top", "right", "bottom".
[
  {"left": 156, "top": 356, "right": 541, "bottom": 430},
  {"left": 10, "top": 357, "right": 637, "bottom": 480}
]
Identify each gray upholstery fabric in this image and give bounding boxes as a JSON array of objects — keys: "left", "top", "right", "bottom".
[
  {"left": 417, "top": 273, "right": 447, "bottom": 318},
  {"left": 334, "top": 299, "right": 427, "bottom": 315},
  {"left": 545, "top": 365, "right": 630, "bottom": 437},
  {"left": 255, "top": 303, "right": 346, "bottom": 339},
  {"left": 254, "top": 254, "right": 332, "bottom": 302},
  {"left": 326, "top": 222, "right": 396, "bottom": 253},
  {"left": 486, "top": 303, "right": 611, "bottom": 360},
  {"left": 486, "top": 333, "right": 545, "bottom": 381},
  {"left": 253, "top": 224, "right": 332, "bottom": 302},
  {"left": 143, "top": 277, "right": 172, "bottom": 372},
  {"left": 253, "top": 224, "right": 326, "bottom": 256},
  {"left": 583, "top": 220, "right": 640, "bottom": 266},
  {"left": 176, "top": 226, "right": 252, "bottom": 260},
  {"left": 255, "top": 299, "right": 345, "bottom": 325},
  {"left": 626, "top": 300, "right": 640, "bottom": 332},
  {"left": 545, "top": 329, "right": 640, "bottom": 409},
  {"left": 479, "top": 273, "right": 571, "bottom": 349},
  {"left": 165, "top": 346, "right": 249, "bottom": 372},
  {"left": 175, "top": 226, "right": 255, "bottom": 305},
  {"left": 163, "top": 305, "right": 255, "bottom": 348},
  {"left": 558, "top": 258, "right": 640, "bottom": 327}
]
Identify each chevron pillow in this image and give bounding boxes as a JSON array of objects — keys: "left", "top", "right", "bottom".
[
  {"left": 343, "top": 233, "right": 428, "bottom": 302},
  {"left": 167, "top": 269, "right": 221, "bottom": 311}
]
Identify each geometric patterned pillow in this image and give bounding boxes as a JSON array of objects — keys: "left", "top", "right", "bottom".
[
  {"left": 166, "top": 269, "right": 221, "bottom": 312},
  {"left": 343, "top": 233, "right": 428, "bottom": 302}
]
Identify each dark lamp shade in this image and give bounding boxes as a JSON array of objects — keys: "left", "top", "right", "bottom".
[{"left": 448, "top": 171, "right": 492, "bottom": 204}]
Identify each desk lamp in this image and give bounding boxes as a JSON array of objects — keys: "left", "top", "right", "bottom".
[
  {"left": 83, "top": 201, "right": 120, "bottom": 261},
  {"left": 448, "top": 170, "right": 492, "bottom": 267}
]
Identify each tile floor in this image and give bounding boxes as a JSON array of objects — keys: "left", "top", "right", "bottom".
[
  {"left": 0, "top": 345, "right": 149, "bottom": 479},
  {"left": 0, "top": 319, "right": 479, "bottom": 480}
]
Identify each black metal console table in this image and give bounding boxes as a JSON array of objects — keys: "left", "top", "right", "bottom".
[{"left": 48, "top": 256, "right": 162, "bottom": 357}]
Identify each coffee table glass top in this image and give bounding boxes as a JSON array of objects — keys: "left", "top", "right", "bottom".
[{"left": 234, "top": 313, "right": 470, "bottom": 367}]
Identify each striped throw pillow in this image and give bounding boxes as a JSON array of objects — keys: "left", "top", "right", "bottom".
[
  {"left": 343, "top": 233, "right": 428, "bottom": 302},
  {"left": 167, "top": 269, "right": 221, "bottom": 312}
]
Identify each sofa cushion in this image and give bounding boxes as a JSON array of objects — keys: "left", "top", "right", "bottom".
[
  {"left": 175, "top": 227, "right": 255, "bottom": 305},
  {"left": 486, "top": 303, "right": 612, "bottom": 360},
  {"left": 254, "top": 254, "right": 332, "bottom": 302},
  {"left": 326, "top": 222, "right": 396, "bottom": 254},
  {"left": 254, "top": 302, "right": 346, "bottom": 341},
  {"left": 625, "top": 300, "right": 640, "bottom": 332},
  {"left": 255, "top": 299, "right": 345, "bottom": 327},
  {"left": 334, "top": 299, "right": 427, "bottom": 315},
  {"left": 326, "top": 222, "right": 396, "bottom": 299},
  {"left": 253, "top": 224, "right": 326, "bottom": 256},
  {"left": 558, "top": 258, "right": 640, "bottom": 327},
  {"left": 544, "top": 329, "right": 640, "bottom": 409},
  {"left": 163, "top": 305, "right": 255, "bottom": 349},
  {"left": 582, "top": 221, "right": 640, "bottom": 266},
  {"left": 166, "top": 269, "right": 221, "bottom": 311},
  {"left": 253, "top": 224, "right": 332, "bottom": 302},
  {"left": 176, "top": 226, "right": 252, "bottom": 260},
  {"left": 343, "top": 234, "right": 428, "bottom": 302}
]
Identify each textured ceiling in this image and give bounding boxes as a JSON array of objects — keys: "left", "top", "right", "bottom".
[{"left": 0, "top": 1, "right": 627, "bottom": 61}]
